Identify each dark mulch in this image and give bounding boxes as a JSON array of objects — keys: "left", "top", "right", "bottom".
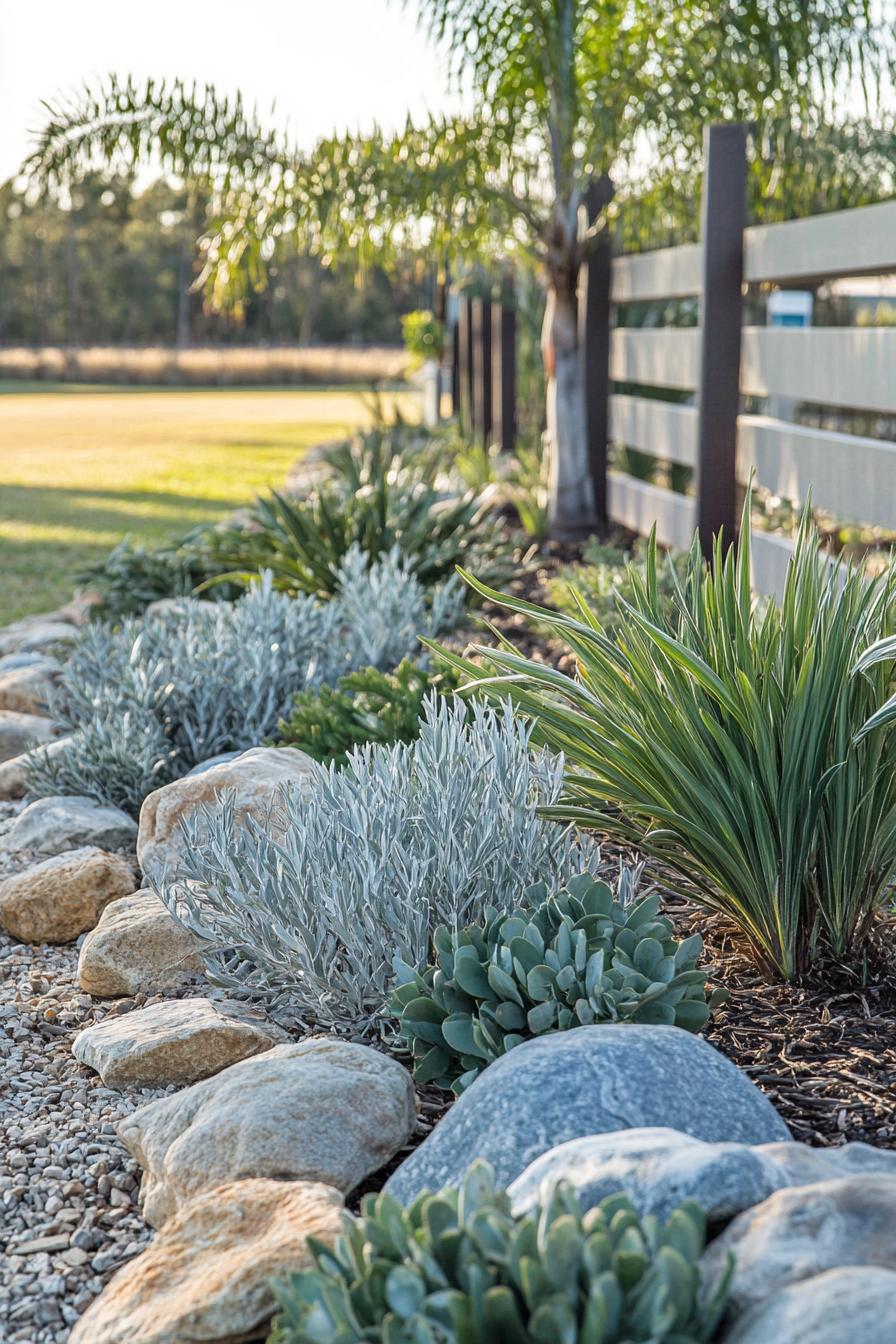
[{"left": 672, "top": 903, "right": 896, "bottom": 1149}]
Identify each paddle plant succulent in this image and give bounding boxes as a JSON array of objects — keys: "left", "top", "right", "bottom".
[
  {"left": 390, "top": 874, "right": 721, "bottom": 1093},
  {"left": 268, "top": 1159, "right": 731, "bottom": 1344}
]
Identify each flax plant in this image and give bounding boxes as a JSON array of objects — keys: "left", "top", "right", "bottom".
[{"left": 434, "top": 502, "right": 896, "bottom": 979}]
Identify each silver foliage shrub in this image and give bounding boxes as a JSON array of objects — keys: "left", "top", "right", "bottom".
[
  {"left": 160, "top": 696, "right": 603, "bottom": 1034},
  {"left": 29, "top": 551, "right": 462, "bottom": 813}
]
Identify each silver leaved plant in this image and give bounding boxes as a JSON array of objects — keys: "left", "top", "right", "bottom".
[{"left": 160, "top": 696, "right": 603, "bottom": 1033}]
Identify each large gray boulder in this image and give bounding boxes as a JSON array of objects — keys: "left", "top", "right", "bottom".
[
  {"left": 137, "top": 746, "right": 315, "bottom": 882},
  {"left": 702, "top": 1175, "right": 896, "bottom": 1316},
  {"left": 0, "top": 794, "right": 137, "bottom": 856},
  {"left": 509, "top": 1128, "right": 896, "bottom": 1224},
  {"left": 0, "top": 710, "right": 57, "bottom": 763},
  {"left": 384, "top": 1026, "right": 789, "bottom": 1206},
  {"left": 723, "top": 1267, "right": 896, "bottom": 1344},
  {"left": 119, "top": 1038, "right": 416, "bottom": 1227}
]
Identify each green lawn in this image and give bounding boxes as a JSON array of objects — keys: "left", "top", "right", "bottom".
[{"left": 0, "top": 383, "right": 417, "bottom": 625}]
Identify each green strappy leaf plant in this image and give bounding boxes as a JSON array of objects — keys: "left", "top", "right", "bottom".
[{"left": 431, "top": 500, "right": 896, "bottom": 979}]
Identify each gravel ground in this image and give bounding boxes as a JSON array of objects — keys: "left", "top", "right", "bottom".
[{"left": 0, "top": 811, "right": 169, "bottom": 1343}]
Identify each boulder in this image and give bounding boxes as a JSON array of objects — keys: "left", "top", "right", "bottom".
[
  {"left": 0, "top": 657, "right": 61, "bottom": 716},
  {"left": 384, "top": 1026, "right": 789, "bottom": 1206},
  {"left": 77, "top": 888, "right": 202, "bottom": 997},
  {"left": 0, "top": 736, "right": 74, "bottom": 801},
  {"left": 137, "top": 746, "right": 316, "bottom": 882},
  {"left": 0, "top": 619, "right": 79, "bottom": 656},
  {"left": 0, "top": 846, "right": 136, "bottom": 943},
  {"left": 701, "top": 1175, "right": 896, "bottom": 1316},
  {"left": 119, "top": 1038, "right": 416, "bottom": 1227},
  {"left": 0, "top": 710, "right": 57, "bottom": 763},
  {"left": 144, "top": 597, "right": 195, "bottom": 620},
  {"left": 0, "top": 650, "right": 54, "bottom": 673},
  {"left": 723, "top": 1267, "right": 896, "bottom": 1344},
  {"left": 0, "top": 794, "right": 137, "bottom": 856},
  {"left": 509, "top": 1128, "right": 896, "bottom": 1224},
  {"left": 72, "top": 997, "right": 287, "bottom": 1089},
  {"left": 69, "top": 1177, "right": 344, "bottom": 1344}
]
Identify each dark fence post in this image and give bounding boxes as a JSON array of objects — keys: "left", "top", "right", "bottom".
[
  {"left": 450, "top": 314, "right": 461, "bottom": 418},
  {"left": 492, "top": 286, "right": 517, "bottom": 453},
  {"left": 472, "top": 296, "right": 493, "bottom": 446},
  {"left": 457, "top": 296, "right": 475, "bottom": 434},
  {"left": 580, "top": 175, "right": 614, "bottom": 531},
  {"left": 695, "top": 123, "right": 747, "bottom": 557}
]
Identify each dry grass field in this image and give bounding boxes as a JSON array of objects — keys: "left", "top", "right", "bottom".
[
  {"left": 0, "top": 344, "right": 410, "bottom": 386},
  {"left": 0, "top": 383, "right": 418, "bottom": 624}
]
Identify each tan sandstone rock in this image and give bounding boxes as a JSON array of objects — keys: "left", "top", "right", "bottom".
[
  {"left": 78, "top": 888, "right": 202, "bottom": 997},
  {"left": 0, "top": 710, "right": 57, "bottom": 764},
  {"left": 72, "top": 996, "right": 286, "bottom": 1089},
  {"left": 0, "top": 846, "right": 136, "bottom": 943},
  {"left": 0, "top": 656, "right": 61, "bottom": 715},
  {"left": 68, "top": 1177, "right": 344, "bottom": 1344},
  {"left": 119, "top": 1038, "right": 417, "bottom": 1227},
  {"left": 0, "top": 736, "right": 74, "bottom": 800},
  {"left": 137, "top": 745, "right": 316, "bottom": 882}
]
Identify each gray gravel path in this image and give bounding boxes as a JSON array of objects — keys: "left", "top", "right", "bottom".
[{"left": 0, "top": 812, "right": 169, "bottom": 1343}]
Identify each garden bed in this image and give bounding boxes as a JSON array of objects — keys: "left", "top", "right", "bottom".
[{"left": 2, "top": 421, "right": 896, "bottom": 1343}]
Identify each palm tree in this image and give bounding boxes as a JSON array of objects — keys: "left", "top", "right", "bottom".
[{"left": 23, "top": 0, "right": 891, "bottom": 534}]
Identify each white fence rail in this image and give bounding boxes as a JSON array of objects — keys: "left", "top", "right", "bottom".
[{"left": 605, "top": 194, "right": 896, "bottom": 592}]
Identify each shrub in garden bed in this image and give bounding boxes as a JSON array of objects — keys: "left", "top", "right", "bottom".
[
  {"left": 436, "top": 501, "right": 896, "bottom": 980},
  {"left": 391, "top": 874, "right": 723, "bottom": 1093},
  {"left": 269, "top": 1159, "right": 729, "bottom": 1344},
  {"left": 274, "top": 657, "right": 462, "bottom": 766},
  {"left": 160, "top": 698, "right": 601, "bottom": 1032},
  {"left": 30, "top": 551, "right": 462, "bottom": 814},
  {"left": 77, "top": 530, "right": 239, "bottom": 622},
  {"left": 548, "top": 536, "right": 689, "bottom": 635},
  {"left": 203, "top": 425, "right": 517, "bottom": 599}
]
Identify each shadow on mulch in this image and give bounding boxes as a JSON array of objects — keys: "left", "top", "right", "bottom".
[{"left": 674, "top": 902, "right": 896, "bottom": 1149}]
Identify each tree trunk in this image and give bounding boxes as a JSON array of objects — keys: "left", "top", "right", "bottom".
[{"left": 542, "top": 253, "right": 595, "bottom": 537}]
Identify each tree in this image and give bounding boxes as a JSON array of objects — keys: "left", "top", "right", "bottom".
[{"left": 22, "top": 1, "right": 893, "bottom": 533}]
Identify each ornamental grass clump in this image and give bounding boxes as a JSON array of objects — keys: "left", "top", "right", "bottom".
[
  {"left": 435, "top": 500, "right": 896, "bottom": 980},
  {"left": 390, "top": 874, "right": 722, "bottom": 1093},
  {"left": 159, "top": 698, "right": 601, "bottom": 1032},
  {"left": 30, "top": 551, "right": 462, "bottom": 814},
  {"left": 203, "top": 424, "right": 515, "bottom": 598},
  {"left": 268, "top": 1159, "right": 730, "bottom": 1344}
]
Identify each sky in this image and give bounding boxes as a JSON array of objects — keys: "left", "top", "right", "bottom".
[{"left": 0, "top": 0, "right": 459, "bottom": 183}]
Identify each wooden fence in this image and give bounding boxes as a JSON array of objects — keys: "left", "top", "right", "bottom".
[{"left": 452, "top": 127, "right": 896, "bottom": 596}]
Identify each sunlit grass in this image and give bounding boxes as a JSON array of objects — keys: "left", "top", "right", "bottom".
[{"left": 0, "top": 383, "right": 418, "bottom": 623}]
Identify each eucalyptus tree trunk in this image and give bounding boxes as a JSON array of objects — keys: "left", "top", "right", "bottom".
[
  {"left": 540, "top": 0, "right": 597, "bottom": 538},
  {"left": 542, "top": 232, "right": 594, "bottom": 537}
]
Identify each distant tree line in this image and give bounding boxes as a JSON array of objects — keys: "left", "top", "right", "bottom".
[{"left": 0, "top": 174, "right": 430, "bottom": 347}]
